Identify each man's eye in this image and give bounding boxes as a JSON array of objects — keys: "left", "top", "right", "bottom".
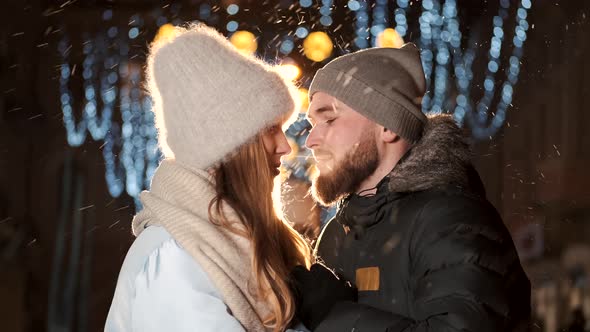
[{"left": 325, "top": 119, "right": 335, "bottom": 124}]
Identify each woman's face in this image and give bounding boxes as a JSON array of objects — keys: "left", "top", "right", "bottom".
[{"left": 261, "top": 123, "right": 292, "bottom": 177}]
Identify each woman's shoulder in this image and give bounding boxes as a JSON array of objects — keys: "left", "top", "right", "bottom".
[
  {"left": 118, "top": 226, "right": 214, "bottom": 290},
  {"left": 106, "top": 226, "right": 243, "bottom": 331},
  {"left": 116, "top": 226, "right": 178, "bottom": 279}
]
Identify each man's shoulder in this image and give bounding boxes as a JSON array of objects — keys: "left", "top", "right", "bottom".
[
  {"left": 403, "top": 187, "right": 496, "bottom": 218},
  {"left": 399, "top": 188, "right": 507, "bottom": 240},
  {"left": 403, "top": 188, "right": 513, "bottom": 249}
]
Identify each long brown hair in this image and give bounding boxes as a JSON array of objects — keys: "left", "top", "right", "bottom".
[{"left": 208, "top": 133, "right": 312, "bottom": 332}]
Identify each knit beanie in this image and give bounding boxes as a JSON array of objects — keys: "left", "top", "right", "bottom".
[
  {"left": 146, "top": 24, "right": 298, "bottom": 170},
  {"left": 309, "top": 43, "right": 427, "bottom": 143}
]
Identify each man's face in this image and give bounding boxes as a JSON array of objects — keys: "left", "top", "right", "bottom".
[{"left": 306, "top": 92, "right": 380, "bottom": 206}]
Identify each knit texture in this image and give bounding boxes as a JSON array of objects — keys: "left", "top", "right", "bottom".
[
  {"left": 309, "top": 43, "right": 427, "bottom": 143},
  {"left": 133, "top": 160, "right": 271, "bottom": 331},
  {"left": 146, "top": 24, "right": 297, "bottom": 170}
]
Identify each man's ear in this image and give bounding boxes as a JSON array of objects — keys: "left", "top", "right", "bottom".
[{"left": 381, "top": 127, "right": 400, "bottom": 143}]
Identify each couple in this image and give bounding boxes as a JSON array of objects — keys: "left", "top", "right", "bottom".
[{"left": 105, "top": 25, "right": 531, "bottom": 332}]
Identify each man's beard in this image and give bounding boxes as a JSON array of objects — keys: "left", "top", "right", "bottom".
[{"left": 311, "top": 130, "right": 379, "bottom": 206}]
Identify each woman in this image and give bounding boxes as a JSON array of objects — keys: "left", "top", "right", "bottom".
[{"left": 105, "top": 24, "right": 311, "bottom": 332}]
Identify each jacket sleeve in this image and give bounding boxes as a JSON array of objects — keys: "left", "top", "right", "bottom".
[
  {"left": 129, "top": 239, "right": 246, "bottom": 332},
  {"left": 315, "top": 195, "right": 530, "bottom": 332}
]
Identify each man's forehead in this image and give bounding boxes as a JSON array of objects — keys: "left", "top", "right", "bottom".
[{"left": 307, "top": 92, "right": 340, "bottom": 115}]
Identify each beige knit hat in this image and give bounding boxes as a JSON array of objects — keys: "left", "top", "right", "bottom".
[
  {"left": 309, "top": 43, "right": 427, "bottom": 143},
  {"left": 146, "top": 24, "right": 298, "bottom": 170}
]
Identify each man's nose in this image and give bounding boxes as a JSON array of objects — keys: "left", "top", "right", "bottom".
[{"left": 305, "top": 126, "right": 321, "bottom": 150}]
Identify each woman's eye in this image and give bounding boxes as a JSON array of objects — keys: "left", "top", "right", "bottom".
[
  {"left": 325, "top": 119, "right": 335, "bottom": 125},
  {"left": 266, "top": 125, "right": 280, "bottom": 134}
]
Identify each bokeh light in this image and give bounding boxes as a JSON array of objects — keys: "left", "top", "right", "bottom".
[
  {"left": 226, "top": 4, "right": 239, "bottom": 15},
  {"left": 298, "top": 88, "right": 309, "bottom": 112},
  {"left": 376, "top": 28, "right": 404, "bottom": 48},
  {"left": 229, "top": 30, "right": 257, "bottom": 55},
  {"left": 277, "top": 63, "right": 302, "bottom": 81},
  {"left": 303, "top": 31, "right": 333, "bottom": 62},
  {"left": 226, "top": 21, "right": 238, "bottom": 32},
  {"left": 153, "top": 23, "right": 176, "bottom": 44},
  {"left": 57, "top": 0, "right": 533, "bottom": 202}
]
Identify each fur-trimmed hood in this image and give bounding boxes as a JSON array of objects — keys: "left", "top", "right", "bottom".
[{"left": 388, "top": 114, "right": 485, "bottom": 196}]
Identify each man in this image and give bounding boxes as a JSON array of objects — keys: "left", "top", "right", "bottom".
[{"left": 291, "top": 44, "right": 531, "bottom": 331}]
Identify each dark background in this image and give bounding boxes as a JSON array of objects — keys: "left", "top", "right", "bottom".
[{"left": 1, "top": 0, "right": 589, "bottom": 331}]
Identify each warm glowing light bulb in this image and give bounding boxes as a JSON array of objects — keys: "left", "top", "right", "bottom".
[
  {"left": 303, "top": 31, "right": 333, "bottom": 62},
  {"left": 229, "top": 30, "right": 258, "bottom": 55}
]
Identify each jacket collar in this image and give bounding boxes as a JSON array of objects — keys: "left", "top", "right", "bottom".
[
  {"left": 336, "top": 178, "right": 405, "bottom": 239},
  {"left": 387, "top": 114, "right": 485, "bottom": 197}
]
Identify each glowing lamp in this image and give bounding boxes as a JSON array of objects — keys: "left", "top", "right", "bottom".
[
  {"left": 230, "top": 30, "right": 257, "bottom": 55},
  {"left": 376, "top": 28, "right": 404, "bottom": 48},
  {"left": 277, "top": 63, "right": 301, "bottom": 81},
  {"left": 153, "top": 23, "right": 177, "bottom": 44},
  {"left": 303, "top": 31, "right": 333, "bottom": 62},
  {"left": 298, "top": 88, "right": 309, "bottom": 112}
]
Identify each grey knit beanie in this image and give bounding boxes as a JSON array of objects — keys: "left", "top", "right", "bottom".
[
  {"left": 309, "top": 43, "right": 427, "bottom": 143},
  {"left": 146, "top": 24, "right": 297, "bottom": 170}
]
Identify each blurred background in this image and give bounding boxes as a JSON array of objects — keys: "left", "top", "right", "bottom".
[{"left": 1, "top": 0, "right": 589, "bottom": 331}]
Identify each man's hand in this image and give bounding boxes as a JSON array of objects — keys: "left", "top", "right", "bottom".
[{"left": 290, "top": 263, "right": 358, "bottom": 330}]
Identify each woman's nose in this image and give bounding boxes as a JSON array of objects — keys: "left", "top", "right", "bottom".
[{"left": 276, "top": 133, "right": 292, "bottom": 157}]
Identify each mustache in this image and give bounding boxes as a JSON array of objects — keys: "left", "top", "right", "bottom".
[{"left": 311, "top": 149, "right": 332, "bottom": 160}]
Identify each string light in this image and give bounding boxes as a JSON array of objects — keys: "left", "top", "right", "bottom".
[
  {"left": 394, "top": 0, "right": 409, "bottom": 38},
  {"left": 370, "top": 0, "right": 387, "bottom": 46},
  {"left": 451, "top": 0, "right": 532, "bottom": 138},
  {"left": 351, "top": 0, "right": 369, "bottom": 49},
  {"left": 416, "top": 0, "right": 532, "bottom": 137},
  {"left": 59, "top": 37, "right": 86, "bottom": 146},
  {"left": 59, "top": 1, "right": 533, "bottom": 203},
  {"left": 280, "top": 37, "right": 295, "bottom": 55},
  {"left": 226, "top": 4, "right": 239, "bottom": 15},
  {"left": 199, "top": 3, "right": 211, "bottom": 21},
  {"left": 295, "top": 26, "right": 309, "bottom": 39},
  {"left": 284, "top": 113, "right": 314, "bottom": 180},
  {"left": 225, "top": 3, "right": 240, "bottom": 32},
  {"left": 102, "top": 9, "right": 113, "bottom": 21},
  {"left": 226, "top": 21, "right": 239, "bottom": 32},
  {"left": 319, "top": 0, "right": 333, "bottom": 27},
  {"left": 468, "top": 0, "right": 531, "bottom": 138},
  {"left": 88, "top": 34, "right": 117, "bottom": 141},
  {"left": 299, "top": 0, "right": 312, "bottom": 9},
  {"left": 419, "top": 0, "right": 444, "bottom": 113},
  {"left": 60, "top": 25, "right": 160, "bottom": 200}
]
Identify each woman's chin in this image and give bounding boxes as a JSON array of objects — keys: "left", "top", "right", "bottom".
[{"left": 270, "top": 167, "right": 280, "bottom": 177}]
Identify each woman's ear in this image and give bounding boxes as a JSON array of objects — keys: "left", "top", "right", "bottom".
[{"left": 381, "top": 127, "right": 400, "bottom": 143}]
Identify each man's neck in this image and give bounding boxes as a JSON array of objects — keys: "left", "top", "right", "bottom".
[
  {"left": 356, "top": 141, "right": 410, "bottom": 194},
  {"left": 356, "top": 155, "right": 400, "bottom": 195},
  {"left": 355, "top": 166, "right": 392, "bottom": 195}
]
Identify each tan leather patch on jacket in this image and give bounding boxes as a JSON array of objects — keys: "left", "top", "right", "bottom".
[{"left": 355, "top": 267, "right": 380, "bottom": 291}]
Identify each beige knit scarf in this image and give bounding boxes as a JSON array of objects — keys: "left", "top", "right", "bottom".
[{"left": 132, "top": 159, "right": 271, "bottom": 331}]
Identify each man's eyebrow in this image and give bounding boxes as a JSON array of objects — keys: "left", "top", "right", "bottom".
[{"left": 307, "top": 106, "right": 336, "bottom": 121}]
